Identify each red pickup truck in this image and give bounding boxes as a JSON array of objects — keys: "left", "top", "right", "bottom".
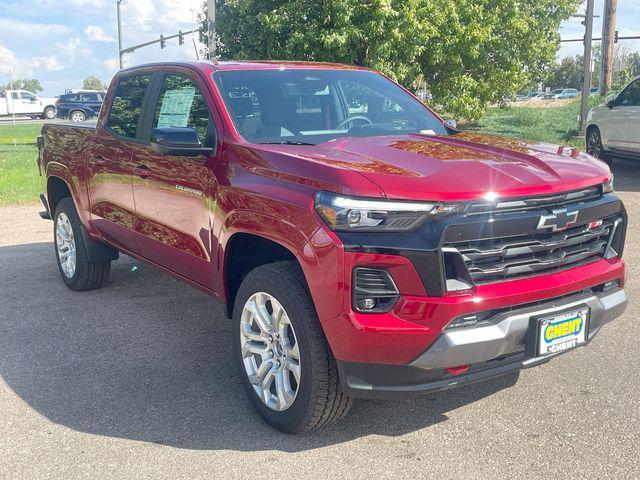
[{"left": 37, "top": 61, "right": 628, "bottom": 433}]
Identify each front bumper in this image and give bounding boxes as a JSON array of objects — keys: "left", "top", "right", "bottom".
[{"left": 337, "top": 285, "right": 627, "bottom": 399}]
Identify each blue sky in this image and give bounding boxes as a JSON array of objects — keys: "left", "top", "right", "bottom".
[{"left": 1, "top": 0, "right": 638, "bottom": 97}]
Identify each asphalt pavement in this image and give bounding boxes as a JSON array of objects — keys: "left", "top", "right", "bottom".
[{"left": 1, "top": 159, "right": 639, "bottom": 480}]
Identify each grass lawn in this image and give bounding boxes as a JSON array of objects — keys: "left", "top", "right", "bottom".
[
  {"left": 464, "top": 97, "right": 602, "bottom": 149},
  {"left": 0, "top": 123, "right": 43, "bottom": 206}
]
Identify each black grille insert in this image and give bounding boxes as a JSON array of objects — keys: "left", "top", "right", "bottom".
[{"left": 445, "top": 216, "right": 620, "bottom": 284}]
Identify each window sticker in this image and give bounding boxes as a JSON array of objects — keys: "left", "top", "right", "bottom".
[{"left": 157, "top": 87, "right": 195, "bottom": 128}]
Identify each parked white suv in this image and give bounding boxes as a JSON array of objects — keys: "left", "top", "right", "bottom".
[{"left": 586, "top": 76, "right": 640, "bottom": 164}]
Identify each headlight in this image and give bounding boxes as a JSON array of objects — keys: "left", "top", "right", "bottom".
[
  {"left": 602, "top": 177, "right": 614, "bottom": 194},
  {"left": 315, "top": 191, "right": 460, "bottom": 232}
]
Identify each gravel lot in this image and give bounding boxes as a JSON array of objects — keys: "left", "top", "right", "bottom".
[{"left": 1, "top": 159, "right": 639, "bottom": 480}]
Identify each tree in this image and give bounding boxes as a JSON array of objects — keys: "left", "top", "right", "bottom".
[
  {"left": 83, "top": 75, "right": 107, "bottom": 91},
  {"left": 546, "top": 55, "right": 583, "bottom": 90},
  {"left": 205, "top": 0, "right": 580, "bottom": 119},
  {"left": 1, "top": 78, "right": 43, "bottom": 93}
]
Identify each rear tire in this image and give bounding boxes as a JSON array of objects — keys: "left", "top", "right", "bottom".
[
  {"left": 53, "top": 197, "right": 111, "bottom": 291},
  {"left": 70, "top": 110, "right": 86, "bottom": 123},
  {"left": 586, "top": 127, "right": 612, "bottom": 165},
  {"left": 232, "top": 261, "right": 352, "bottom": 433}
]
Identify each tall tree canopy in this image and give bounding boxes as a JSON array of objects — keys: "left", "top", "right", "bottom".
[
  {"left": 83, "top": 76, "right": 107, "bottom": 91},
  {"left": 208, "top": 0, "right": 579, "bottom": 119}
]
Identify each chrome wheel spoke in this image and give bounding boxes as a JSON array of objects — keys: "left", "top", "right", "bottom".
[
  {"left": 288, "top": 339, "right": 300, "bottom": 360},
  {"left": 242, "top": 340, "right": 268, "bottom": 357},
  {"left": 249, "top": 358, "right": 273, "bottom": 386},
  {"left": 247, "top": 296, "right": 273, "bottom": 333},
  {"left": 275, "top": 369, "right": 295, "bottom": 410},
  {"left": 286, "top": 358, "right": 301, "bottom": 384}
]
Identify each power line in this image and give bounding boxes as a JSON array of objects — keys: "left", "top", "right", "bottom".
[{"left": 561, "top": 34, "right": 640, "bottom": 42}]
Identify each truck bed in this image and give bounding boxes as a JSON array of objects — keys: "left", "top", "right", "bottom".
[{"left": 40, "top": 122, "right": 96, "bottom": 173}]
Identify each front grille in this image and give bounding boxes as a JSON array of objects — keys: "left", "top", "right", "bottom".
[
  {"left": 445, "top": 216, "right": 620, "bottom": 284},
  {"left": 466, "top": 186, "right": 602, "bottom": 215}
]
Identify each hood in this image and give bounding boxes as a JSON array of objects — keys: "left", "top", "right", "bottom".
[{"left": 299, "top": 132, "right": 611, "bottom": 201}]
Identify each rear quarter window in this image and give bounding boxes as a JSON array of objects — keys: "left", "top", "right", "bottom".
[{"left": 107, "top": 75, "right": 151, "bottom": 139}]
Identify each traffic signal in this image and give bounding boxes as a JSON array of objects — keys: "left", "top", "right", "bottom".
[
  {"left": 160, "top": 34, "right": 166, "bottom": 49},
  {"left": 615, "top": 30, "right": 619, "bottom": 43},
  {"left": 178, "top": 31, "right": 184, "bottom": 46}
]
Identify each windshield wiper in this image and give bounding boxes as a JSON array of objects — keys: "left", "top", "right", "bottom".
[{"left": 258, "top": 140, "right": 316, "bottom": 146}]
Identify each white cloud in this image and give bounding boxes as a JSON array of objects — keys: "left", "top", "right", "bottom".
[
  {"left": 84, "top": 25, "right": 115, "bottom": 42},
  {"left": 0, "top": 44, "right": 18, "bottom": 75},
  {"left": 0, "top": 43, "right": 65, "bottom": 77},
  {"left": 31, "top": 57, "right": 65, "bottom": 72}
]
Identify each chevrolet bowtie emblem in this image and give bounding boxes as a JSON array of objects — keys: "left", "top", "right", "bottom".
[{"left": 537, "top": 208, "right": 579, "bottom": 231}]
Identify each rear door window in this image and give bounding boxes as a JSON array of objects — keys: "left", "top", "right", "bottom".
[{"left": 107, "top": 74, "right": 151, "bottom": 139}]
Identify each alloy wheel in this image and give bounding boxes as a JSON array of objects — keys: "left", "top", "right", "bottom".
[
  {"left": 56, "top": 212, "right": 76, "bottom": 278},
  {"left": 587, "top": 130, "right": 604, "bottom": 159},
  {"left": 239, "top": 292, "right": 301, "bottom": 411}
]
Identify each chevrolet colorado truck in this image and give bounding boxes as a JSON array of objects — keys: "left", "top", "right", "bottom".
[{"left": 37, "top": 61, "right": 628, "bottom": 433}]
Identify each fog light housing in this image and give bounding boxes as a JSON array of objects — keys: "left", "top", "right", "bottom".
[{"left": 352, "top": 268, "right": 399, "bottom": 313}]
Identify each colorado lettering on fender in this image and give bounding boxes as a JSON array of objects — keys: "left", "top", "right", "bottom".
[{"left": 544, "top": 316, "right": 584, "bottom": 343}]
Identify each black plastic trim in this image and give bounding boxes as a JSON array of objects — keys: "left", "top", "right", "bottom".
[{"left": 80, "top": 225, "right": 119, "bottom": 263}]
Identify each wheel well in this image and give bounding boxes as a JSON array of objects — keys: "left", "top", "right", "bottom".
[
  {"left": 586, "top": 124, "right": 598, "bottom": 137},
  {"left": 70, "top": 109, "right": 85, "bottom": 116},
  {"left": 44, "top": 105, "right": 56, "bottom": 111},
  {"left": 224, "top": 233, "right": 298, "bottom": 318},
  {"left": 47, "top": 177, "right": 71, "bottom": 214}
]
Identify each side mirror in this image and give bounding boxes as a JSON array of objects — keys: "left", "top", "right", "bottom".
[
  {"left": 605, "top": 95, "right": 616, "bottom": 108},
  {"left": 444, "top": 118, "right": 457, "bottom": 129},
  {"left": 151, "top": 127, "right": 214, "bottom": 157}
]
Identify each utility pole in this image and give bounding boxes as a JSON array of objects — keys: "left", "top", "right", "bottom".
[
  {"left": 207, "top": 0, "right": 216, "bottom": 61},
  {"left": 578, "top": 0, "right": 595, "bottom": 136},
  {"left": 117, "top": 0, "right": 124, "bottom": 69},
  {"left": 115, "top": 1, "right": 202, "bottom": 69},
  {"left": 599, "top": 0, "right": 617, "bottom": 95}
]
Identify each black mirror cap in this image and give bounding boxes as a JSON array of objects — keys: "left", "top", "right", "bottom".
[
  {"left": 605, "top": 95, "right": 616, "bottom": 108},
  {"left": 151, "top": 127, "right": 215, "bottom": 157}
]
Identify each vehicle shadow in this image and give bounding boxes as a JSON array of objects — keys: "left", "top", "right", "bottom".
[
  {"left": 0, "top": 241, "right": 519, "bottom": 451},
  {"left": 611, "top": 157, "right": 640, "bottom": 193}
]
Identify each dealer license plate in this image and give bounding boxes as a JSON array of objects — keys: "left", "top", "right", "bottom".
[{"left": 537, "top": 307, "right": 589, "bottom": 356}]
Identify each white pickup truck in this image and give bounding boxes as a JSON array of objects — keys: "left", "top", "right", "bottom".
[{"left": 0, "top": 90, "right": 57, "bottom": 119}]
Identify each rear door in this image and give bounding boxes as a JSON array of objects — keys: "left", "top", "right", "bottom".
[
  {"left": 80, "top": 93, "right": 104, "bottom": 117},
  {"left": 131, "top": 69, "right": 221, "bottom": 289},
  {"left": 87, "top": 73, "right": 152, "bottom": 253}
]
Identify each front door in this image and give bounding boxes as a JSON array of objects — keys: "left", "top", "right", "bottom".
[
  {"left": 131, "top": 70, "right": 220, "bottom": 289},
  {"left": 617, "top": 79, "right": 640, "bottom": 154},
  {"left": 87, "top": 73, "right": 152, "bottom": 253}
]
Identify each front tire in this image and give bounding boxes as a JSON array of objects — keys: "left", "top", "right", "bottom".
[
  {"left": 43, "top": 106, "right": 56, "bottom": 120},
  {"left": 53, "top": 197, "right": 111, "bottom": 291},
  {"left": 233, "top": 261, "right": 352, "bottom": 433},
  {"left": 587, "top": 127, "right": 612, "bottom": 165}
]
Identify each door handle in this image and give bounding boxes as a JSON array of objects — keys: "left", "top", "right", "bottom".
[{"left": 134, "top": 165, "right": 151, "bottom": 179}]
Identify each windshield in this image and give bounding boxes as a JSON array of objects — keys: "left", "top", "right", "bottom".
[{"left": 213, "top": 69, "right": 448, "bottom": 145}]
